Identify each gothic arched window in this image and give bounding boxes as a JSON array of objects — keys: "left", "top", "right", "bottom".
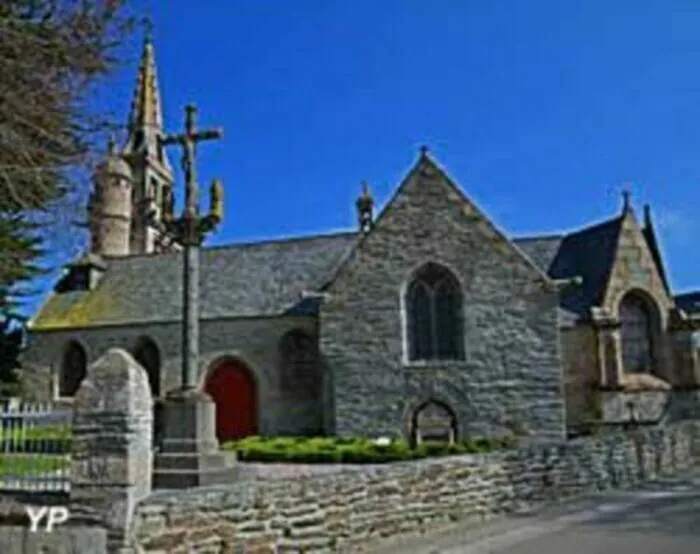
[
  {"left": 59, "top": 341, "right": 87, "bottom": 397},
  {"left": 279, "top": 330, "right": 318, "bottom": 393},
  {"left": 406, "top": 263, "right": 464, "bottom": 362},
  {"left": 619, "top": 292, "right": 655, "bottom": 373}
]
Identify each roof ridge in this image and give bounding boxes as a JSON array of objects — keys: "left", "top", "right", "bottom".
[
  {"left": 560, "top": 214, "right": 624, "bottom": 240},
  {"left": 99, "top": 229, "right": 358, "bottom": 263},
  {"left": 204, "top": 230, "right": 357, "bottom": 251},
  {"left": 674, "top": 290, "right": 700, "bottom": 298},
  {"left": 512, "top": 233, "right": 564, "bottom": 242}
]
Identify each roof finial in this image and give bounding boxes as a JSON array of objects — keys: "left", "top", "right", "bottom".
[
  {"left": 142, "top": 17, "right": 154, "bottom": 44},
  {"left": 126, "top": 19, "right": 163, "bottom": 137},
  {"left": 361, "top": 180, "right": 371, "bottom": 197},
  {"left": 419, "top": 145, "right": 429, "bottom": 156},
  {"left": 356, "top": 180, "right": 374, "bottom": 234},
  {"left": 107, "top": 133, "right": 116, "bottom": 155},
  {"left": 621, "top": 188, "right": 631, "bottom": 214}
]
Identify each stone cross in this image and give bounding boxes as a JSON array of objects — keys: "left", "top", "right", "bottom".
[
  {"left": 159, "top": 104, "right": 223, "bottom": 393},
  {"left": 69, "top": 348, "right": 153, "bottom": 552},
  {"left": 160, "top": 104, "right": 222, "bottom": 242}
]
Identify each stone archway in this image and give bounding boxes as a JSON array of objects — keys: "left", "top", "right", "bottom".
[
  {"left": 410, "top": 400, "right": 458, "bottom": 446},
  {"left": 204, "top": 359, "right": 258, "bottom": 442}
]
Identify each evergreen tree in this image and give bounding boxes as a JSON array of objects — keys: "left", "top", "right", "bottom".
[{"left": 0, "top": 314, "right": 24, "bottom": 398}]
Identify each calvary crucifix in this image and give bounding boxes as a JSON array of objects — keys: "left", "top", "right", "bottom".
[
  {"left": 161, "top": 104, "right": 223, "bottom": 244},
  {"left": 157, "top": 104, "right": 224, "bottom": 393}
]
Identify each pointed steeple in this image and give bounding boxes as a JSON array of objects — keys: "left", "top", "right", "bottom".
[
  {"left": 120, "top": 28, "right": 174, "bottom": 255},
  {"left": 128, "top": 32, "right": 163, "bottom": 135}
]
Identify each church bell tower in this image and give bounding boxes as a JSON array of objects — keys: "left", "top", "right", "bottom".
[{"left": 121, "top": 33, "right": 175, "bottom": 254}]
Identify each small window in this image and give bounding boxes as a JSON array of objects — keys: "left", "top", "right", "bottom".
[
  {"left": 149, "top": 177, "right": 159, "bottom": 202},
  {"left": 278, "top": 329, "right": 317, "bottom": 392},
  {"left": 619, "top": 292, "right": 655, "bottom": 373},
  {"left": 411, "top": 400, "right": 457, "bottom": 446},
  {"left": 132, "top": 337, "right": 161, "bottom": 397},
  {"left": 405, "top": 263, "right": 464, "bottom": 362},
  {"left": 59, "top": 341, "right": 87, "bottom": 397},
  {"left": 133, "top": 130, "right": 145, "bottom": 151}
]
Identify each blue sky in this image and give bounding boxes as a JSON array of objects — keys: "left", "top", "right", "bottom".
[{"left": 24, "top": 1, "right": 700, "bottom": 315}]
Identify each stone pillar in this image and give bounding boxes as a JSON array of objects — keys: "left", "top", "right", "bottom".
[
  {"left": 152, "top": 389, "right": 234, "bottom": 489},
  {"left": 598, "top": 327, "right": 622, "bottom": 389},
  {"left": 671, "top": 330, "right": 699, "bottom": 387},
  {"left": 69, "top": 348, "right": 153, "bottom": 553}
]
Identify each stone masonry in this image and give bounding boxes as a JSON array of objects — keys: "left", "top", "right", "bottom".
[
  {"left": 0, "top": 348, "right": 153, "bottom": 554},
  {"left": 23, "top": 314, "right": 324, "bottom": 436},
  {"left": 130, "top": 421, "right": 700, "bottom": 553},
  {"left": 320, "top": 154, "right": 565, "bottom": 440},
  {"left": 70, "top": 348, "right": 153, "bottom": 552}
]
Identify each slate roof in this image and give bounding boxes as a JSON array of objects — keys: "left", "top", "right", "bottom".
[
  {"left": 674, "top": 292, "right": 700, "bottom": 315},
  {"left": 512, "top": 235, "right": 563, "bottom": 277},
  {"left": 30, "top": 232, "right": 359, "bottom": 329},
  {"left": 513, "top": 216, "right": 624, "bottom": 317},
  {"left": 30, "top": 215, "right": 627, "bottom": 330},
  {"left": 30, "top": 196, "right": 682, "bottom": 331}
]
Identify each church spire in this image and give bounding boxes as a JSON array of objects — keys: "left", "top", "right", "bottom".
[
  {"left": 128, "top": 32, "right": 163, "bottom": 135},
  {"left": 121, "top": 28, "right": 175, "bottom": 255}
]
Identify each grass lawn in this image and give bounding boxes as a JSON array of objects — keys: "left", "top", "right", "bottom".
[
  {"left": 0, "top": 454, "right": 70, "bottom": 478},
  {"left": 0, "top": 425, "right": 71, "bottom": 442}
]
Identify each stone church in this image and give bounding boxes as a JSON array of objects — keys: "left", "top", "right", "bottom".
[{"left": 23, "top": 38, "right": 700, "bottom": 445}]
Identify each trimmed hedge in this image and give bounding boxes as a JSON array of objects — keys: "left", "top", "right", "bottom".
[{"left": 221, "top": 435, "right": 517, "bottom": 464}]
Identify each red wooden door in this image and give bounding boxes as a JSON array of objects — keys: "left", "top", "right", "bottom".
[{"left": 204, "top": 360, "right": 258, "bottom": 441}]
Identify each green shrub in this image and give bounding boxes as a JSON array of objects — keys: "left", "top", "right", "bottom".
[{"left": 222, "top": 434, "right": 517, "bottom": 464}]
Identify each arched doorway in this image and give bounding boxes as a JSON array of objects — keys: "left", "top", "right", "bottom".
[{"left": 204, "top": 359, "right": 258, "bottom": 442}]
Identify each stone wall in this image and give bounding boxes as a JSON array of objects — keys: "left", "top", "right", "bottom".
[
  {"left": 23, "top": 314, "right": 325, "bottom": 436},
  {"left": 130, "top": 421, "right": 700, "bottom": 554},
  {"left": 560, "top": 325, "right": 598, "bottom": 431}
]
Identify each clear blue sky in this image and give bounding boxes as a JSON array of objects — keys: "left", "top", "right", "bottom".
[{"left": 25, "top": 0, "right": 700, "bottom": 315}]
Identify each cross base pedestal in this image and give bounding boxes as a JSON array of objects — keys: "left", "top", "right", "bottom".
[{"left": 152, "top": 390, "right": 237, "bottom": 489}]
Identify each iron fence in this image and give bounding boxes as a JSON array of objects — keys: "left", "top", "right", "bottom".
[{"left": 0, "top": 400, "right": 71, "bottom": 492}]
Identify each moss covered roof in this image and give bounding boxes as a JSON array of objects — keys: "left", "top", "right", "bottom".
[{"left": 29, "top": 232, "right": 359, "bottom": 330}]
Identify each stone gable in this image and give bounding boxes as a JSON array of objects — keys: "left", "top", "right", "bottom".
[
  {"left": 320, "top": 153, "right": 565, "bottom": 441},
  {"left": 602, "top": 209, "right": 674, "bottom": 320}
]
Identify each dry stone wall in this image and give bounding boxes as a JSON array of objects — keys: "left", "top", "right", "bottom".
[{"left": 131, "top": 421, "right": 699, "bottom": 554}]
